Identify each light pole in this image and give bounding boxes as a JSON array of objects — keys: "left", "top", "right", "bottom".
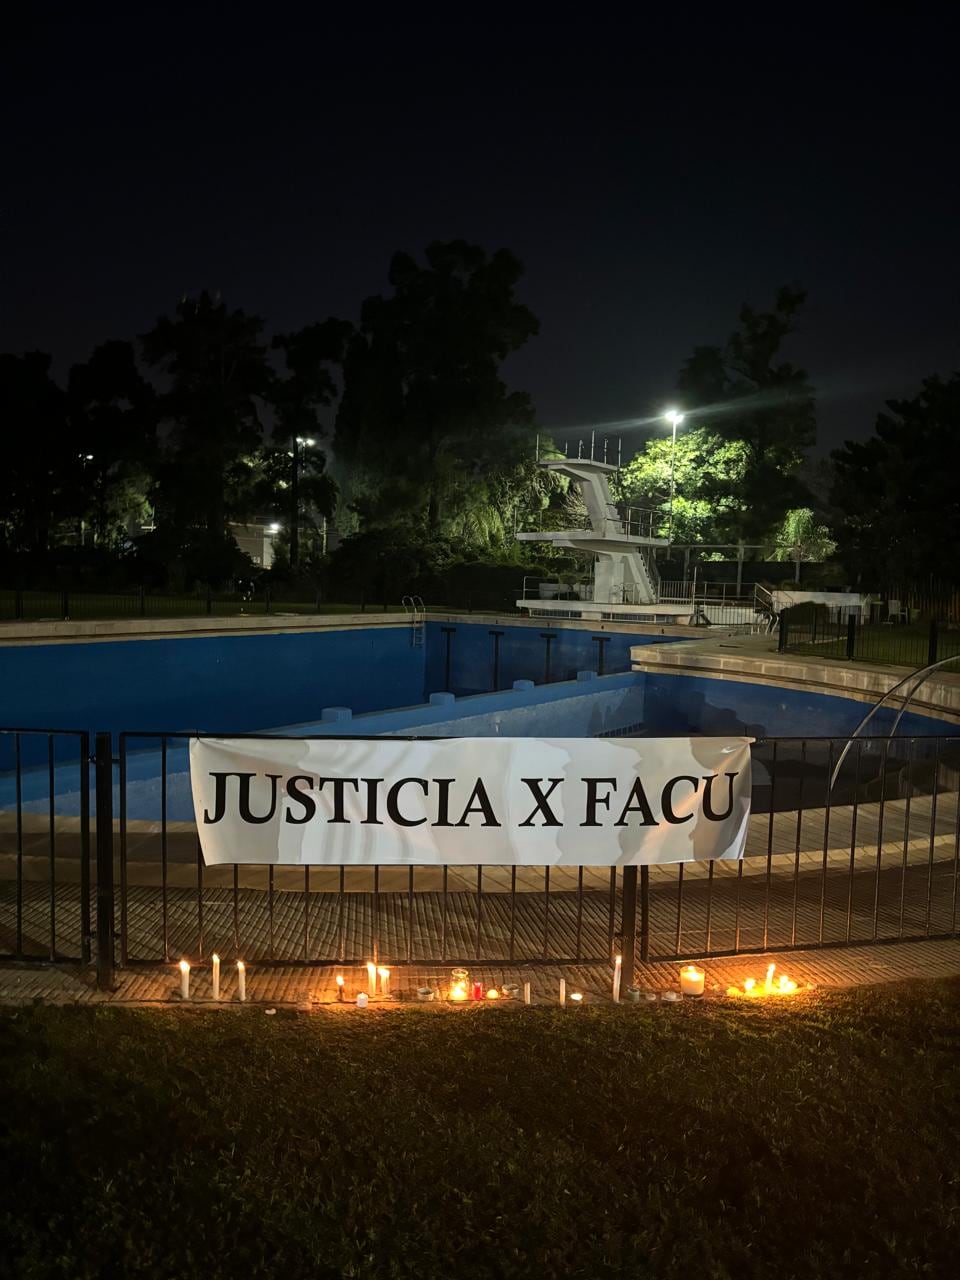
[
  {"left": 663, "top": 409, "right": 685, "bottom": 550},
  {"left": 289, "top": 435, "right": 316, "bottom": 571}
]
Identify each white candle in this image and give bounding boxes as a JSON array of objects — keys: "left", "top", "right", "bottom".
[
  {"left": 335, "top": 974, "right": 345, "bottom": 1002},
  {"left": 612, "top": 954, "right": 622, "bottom": 1003},
  {"left": 237, "top": 959, "right": 246, "bottom": 1002},
  {"left": 179, "top": 959, "right": 190, "bottom": 1001},
  {"left": 211, "top": 953, "right": 220, "bottom": 1002},
  {"left": 523, "top": 981, "right": 531, "bottom": 1006},
  {"left": 378, "top": 967, "right": 391, "bottom": 998},
  {"left": 559, "top": 977, "right": 566, "bottom": 1008},
  {"left": 356, "top": 991, "right": 368, "bottom": 1008},
  {"left": 679, "top": 965, "right": 705, "bottom": 997},
  {"left": 366, "top": 962, "right": 377, "bottom": 998}
]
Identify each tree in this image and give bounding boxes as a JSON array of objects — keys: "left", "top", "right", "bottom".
[
  {"left": 832, "top": 372, "right": 960, "bottom": 587},
  {"left": 616, "top": 427, "right": 751, "bottom": 545},
  {"left": 67, "top": 341, "right": 156, "bottom": 548},
  {"left": 765, "top": 507, "right": 836, "bottom": 580},
  {"left": 334, "top": 241, "right": 539, "bottom": 534},
  {"left": 141, "top": 294, "right": 273, "bottom": 547},
  {"left": 0, "top": 351, "right": 71, "bottom": 555},
  {"left": 269, "top": 320, "right": 348, "bottom": 570},
  {"left": 675, "top": 287, "right": 816, "bottom": 539}
]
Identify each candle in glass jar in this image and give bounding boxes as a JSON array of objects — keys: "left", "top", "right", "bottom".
[
  {"left": 679, "top": 964, "right": 705, "bottom": 997},
  {"left": 237, "top": 959, "right": 246, "bottom": 1002},
  {"left": 211, "top": 953, "right": 220, "bottom": 1001},
  {"left": 179, "top": 959, "right": 190, "bottom": 1001},
  {"left": 472, "top": 981, "right": 483, "bottom": 1001},
  {"left": 356, "top": 991, "right": 368, "bottom": 1008}
]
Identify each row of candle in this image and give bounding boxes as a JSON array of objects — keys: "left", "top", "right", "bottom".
[{"left": 178, "top": 955, "right": 245, "bottom": 1002}]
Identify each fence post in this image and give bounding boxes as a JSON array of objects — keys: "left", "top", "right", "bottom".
[
  {"left": 639, "top": 865, "right": 650, "bottom": 962},
  {"left": 265, "top": 586, "right": 272, "bottom": 614},
  {"left": 14, "top": 588, "right": 23, "bottom": 619},
  {"left": 928, "top": 618, "right": 939, "bottom": 666},
  {"left": 205, "top": 586, "right": 212, "bottom": 616},
  {"left": 139, "top": 585, "right": 146, "bottom": 617},
  {"left": 846, "top": 614, "right": 856, "bottom": 659},
  {"left": 778, "top": 608, "right": 789, "bottom": 652},
  {"left": 94, "top": 732, "right": 115, "bottom": 990},
  {"left": 621, "top": 865, "right": 639, "bottom": 986},
  {"left": 61, "top": 589, "right": 69, "bottom": 619}
]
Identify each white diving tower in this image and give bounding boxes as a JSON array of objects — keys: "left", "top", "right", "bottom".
[{"left": 515, "top": 455, "right": 696, "bottom": 623}]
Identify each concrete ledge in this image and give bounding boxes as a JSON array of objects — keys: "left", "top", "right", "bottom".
[
  {"left": 0, "top": 612, "right": 407, "bottom": 646},
  {"left": 631, "top": 635, "right": 960, "bottom": 722}
]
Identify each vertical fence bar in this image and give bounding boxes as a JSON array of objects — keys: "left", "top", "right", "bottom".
[
  {"left": 47, "top": 734, "right": 56, "bottom": 960},
  {"left": 542, "top": 867, "right": 551, "bottom": 958},
  {"left": 575, "top": 867, "right": 584, "bottom": 960},
  {"left": 508, "top": 866, "right": 517, "bottom": 961},
  {"left": 476, "top": 866, "right": 483, "bottom": 959},
  {"left": 819, "top": 742, "right": 834, "bottom": 942},
  {"left": 196, "top": 834, "right": 205, "bottom": 958},
  {"left": 924, "top": 738, "right": 941, "bottom": 935},
  {"left": 704, "top": 860, "right": 715, "bottom": 953},
  {"left": 373, "top": 865, "right": 380, "bottom": 964},
  {"left": 268, "top": 865, "right": 275, "bottom": 959},
  {"left": 845, "top": 741, "right": 862, "bottom": 942},
  {"left": 791, "top": 742, "right": 806, "bottom": 946},
  {"left": 160, "top": 738, "right": 169, "bottom": 961},
  {"left": 621, "top": 864, "right": 638, "bottom": 987},
  {"left": 94, "top": 732, "right": 115, "bottom": 989},
  {"left": 118, "top": 736, "right": 129, "bottom": 964},
  {"left": 303, "top": 867, "right": 310, "bottom": 960},
  {"left": 15, "top": 734, "right": 23, "bottom": 958},
  {"left": 733, "top": 859, "right": 743, "bottom": 953},
  {"left": 952, "top": 778, "right": 960, "bottom": 934},
  {"left": 606, "top": 868, "right": 617, "bottom": 958},
  {"left": 674, "top": 863, "right": 685, "bottom": 954},
  {"left": 763, "top": 741, "right": 777, "bottom": 948},
  {"left": 337, "top": 867, "right": 345, "bottom": 963},
  {"left": 872, "top": 739, "right": 889, "bottom": 940},
  {"left": 440, "top": 865, "right": 449, "bottom": 962},
  {"left": 898, "top": 742, "right": 914, "bottom": 938},
  {"left": 79, "top": 733, "right": 91, "bottom": 964},
  {"left": 407, "top": 866, "right": 414, "bottom": 963},
  {"left": 233, "top": 864, "right": 241, "bottom": 956}
]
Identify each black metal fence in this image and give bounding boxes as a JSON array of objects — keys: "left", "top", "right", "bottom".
[
  {"left": 2, "top": 728, "right": 959, "bottom": 987},
  {"left": 0, "top": 585, "right": 326, "bottom": 622},
  {"left": 779, "top": 609, "right": 960, "bottom": 668}
]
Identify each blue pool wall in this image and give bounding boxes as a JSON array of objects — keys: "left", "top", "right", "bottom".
[{"left": 0, "top": 620, "right": 686, "bottom": 739}]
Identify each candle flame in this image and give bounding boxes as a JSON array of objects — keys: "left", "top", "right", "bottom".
[
  {"left": 377, "top": 967, "right": 390, "bottom": 979},
  {"left": 485, "top": 988, "right": 500, "bottom": 1000},
  {"left": 726, "top": 964, "right": 803, "bottom": 999},
  {"left": 450, "top": 980, "right": 468, "bottom": 1002},
  {"left": 237, "top": 960, "right": 245, "bottom": 973},
  {"left": 179, "top": 959, "right": 190, "bottom": 974},
  {"left": 335, "top": 974, "right": 344, "bottom": 987},
  {"left": 569, "top": 992, "right": 584, "bottom": 1002},
  {"left": 212, "top": 952, "right": 219, "bottom": 963}
]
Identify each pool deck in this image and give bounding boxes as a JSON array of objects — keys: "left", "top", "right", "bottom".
[{"left": 1, "top": 937, "right": 958, "bottom": 1007}]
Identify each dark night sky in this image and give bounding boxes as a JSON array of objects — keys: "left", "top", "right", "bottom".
[{"left": 3, "top": 6, "right": 957, "bottom": 455}]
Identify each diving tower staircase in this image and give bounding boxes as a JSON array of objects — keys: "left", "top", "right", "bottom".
[{"left": 515, "top": 456, "right": 695, "bottom": 623}]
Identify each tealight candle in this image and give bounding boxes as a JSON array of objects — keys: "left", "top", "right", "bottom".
[
  {"left": 679, "top": 964, "right": 705, "bottom": 997},
  {"left": 237, "top": 959, "right": 246, "bottom": 1002},
  {"left": 357, "top": 991, "right": 368, "bottom": 1008},
  {"left": 366, "top": 962, "right": 377, "bottom": 998},
  {"left": 569, "top": 991, "right": 584, "bottom": 1004},
  {"left": 211, "top": 953, "right": 220, "bottom": 1002},
  {"left": 179, "top": 959, "right": 190, "bottom": 1001},
  {"left": 662, "top": 989, "right": 680, "bottom": 1003},
  {"left": 416, "top": 986, "right": 435, "bottom": 1001},
  {"left": 625, "top": 986, "right": 641, "bottom": 1003},
  {"left": 336, "top": 974, "right": 345, "bottom": 1002},
  {"left": 378, "top": 967, "right": 391, "bottom": 997},
  {"left": 612, "top": 954, "right": 622, "bottom": 1003}
]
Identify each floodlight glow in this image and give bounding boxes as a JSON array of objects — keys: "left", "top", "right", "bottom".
[
  {"left": 664, "top": 409, "right": 685, "bottom": 427},
  {"left": 268, "top": 522, "right": 281, "bottom": 533}
]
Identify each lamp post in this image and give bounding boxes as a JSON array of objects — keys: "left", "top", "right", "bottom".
[
  {"left": 289, "top": 435, "right": 316, "bottom": 571},
  {"left": 663, "top": 409, "right": 685, "bottom": 550}
]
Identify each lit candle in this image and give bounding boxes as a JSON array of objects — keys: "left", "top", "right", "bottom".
[
  {"left": 569, "top": 991, "right": 584, "bottom": 1004},
  {"left": 472, "top": 981, "right": 483, "bottom": 1001},
  {"left": 357, "top": 991, "right": 368, "bottom": 1008},
  {"left": 366, "top": 962, "right": 377, "bottom": 998},
  {"left": 450, "top": 980, "right": 467, "bottom": 1002},
  {"left": 559, "top": 978, "right": 566, "bottom": 1008},
  {"left": 523, "top": 981, "right": 531, "bottom": 1006},
  {"left": 211, "top": 953, "right": 220, "bottom": 1002},
  {"left": 485, "top": 987, "right": 500, "bottom": 1000},
  {"left": 179, "top": 959, "right": 190, "bottom": 1001},
  {"left": 336, "top": 974, "right": 345, "bottom": 1002},
  {"left": 764, "top": 963, "right": 776, "bottom": 995},
  {"left": 679, "top": 964, "right": 705, "bottom": 997},
  {"left": 612, "top": 954, "right": 622, "bottom": 1003},
  {"left": 378, "top": 967, "right": 391, "bottom": 998},
  {"left": 237, "top": 959, "right": 246, "bottom": 1002},
  {"left": 743, "top": 977, "right": 756, "bottom": 993}
]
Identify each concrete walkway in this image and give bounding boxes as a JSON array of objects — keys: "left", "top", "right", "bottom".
[{"left": 2, "top": 937, "right": 958, "bottom": 1008}]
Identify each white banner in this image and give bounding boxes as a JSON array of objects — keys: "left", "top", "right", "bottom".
[{"left": 190, "top": 736, "right": 752, "bottom": 867}]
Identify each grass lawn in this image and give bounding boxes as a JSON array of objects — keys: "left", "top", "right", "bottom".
[
  {"left": 2, "top": 982, "right": 959, "bottom": 1278},
  {"left": 788, "top": 623, "right": 960, "bottom": 668}
]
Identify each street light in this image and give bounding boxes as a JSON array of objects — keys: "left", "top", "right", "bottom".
[{"left": 662, "top": 409, "right": 685, "bottom": 550}]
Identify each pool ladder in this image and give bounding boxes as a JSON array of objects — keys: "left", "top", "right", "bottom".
[{"left": 402, "top": 595, "right": 425, "bottom": 647}]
